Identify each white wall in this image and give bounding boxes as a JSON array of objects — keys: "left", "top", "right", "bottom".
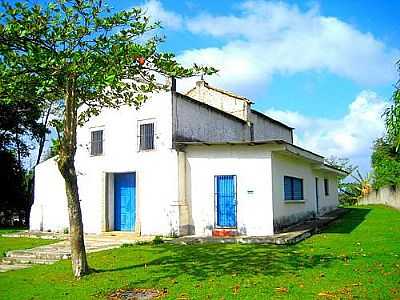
[
  {"left": 186, "top": 81, "right": 250, "bottom": 121},
  {"left": 249, "top": 111, "right": 293, "bottom": 143},
  {"left": 174, "top": 93, "right": 250, "bottom": 142},
  {"left": 271, "top": 152, "right": 339, "bottom": 230},
  {"left": 30, "top": 158, "right": 69, "bottom": 232},
  {"left": 314, "top": 171, "right": 339, "bottom": 215},
  {"left": 31, "top": 91, "right": 180, "bottom": 235},
  {"left": 184, "top": 144, "right": 274, "bottom": 236}
]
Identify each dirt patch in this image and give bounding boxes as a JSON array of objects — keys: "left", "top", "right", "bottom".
[{"left": 108, "top": 288, "right": 166, "bottom": 300}]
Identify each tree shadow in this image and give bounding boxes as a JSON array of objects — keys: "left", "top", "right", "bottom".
[
  {"left": 93, "top": 208, "right": 369, "bottom": 283},
  {"left": 95, "top": 243, "right": 344, "bottom": 283},
  {"left": 321, "top": 207, "right": 371, "bottom": 234}
]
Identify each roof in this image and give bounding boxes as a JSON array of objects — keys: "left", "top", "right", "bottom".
[
  {"left": 250, "top": 109, "right": 294, "bottom": 130},
  {"left": 176, "top": 139, "right": 324, "bottom": 163},
  {"left": 185, "top": 80, "right": 253, "bottom": 104},
  {"left": 320, "top": 163, "right": 350, "bottom": 176}
]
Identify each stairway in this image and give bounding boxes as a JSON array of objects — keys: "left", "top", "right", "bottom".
[
  {"left": 0, "top": 232, "right": 152, "bottom": 272},
  {"left": 0, "top": 245, "right": 71, "bottom": 272}
]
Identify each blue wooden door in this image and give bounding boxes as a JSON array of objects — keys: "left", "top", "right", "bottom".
[
  {"left": 114, "top": 173, "right": 136, "bottom": 231},
  {"left": 215, "top": 175, "right": 237, "bottom": 228}
]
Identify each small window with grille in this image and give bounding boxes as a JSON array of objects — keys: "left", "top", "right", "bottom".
[
  {"left": 90, "top": 130, "right": 103, "bottom": 156},
  {"left": 139, "top": 122, "right": 154, "bottom": 151}
]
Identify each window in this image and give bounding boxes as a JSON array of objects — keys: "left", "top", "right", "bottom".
[
  {"left": 284, "top": 176, "right": 304, "bottom": 201},
  {"left": 91, "top": 130, "right": 103, "bottom": 156},
  {"left": 139, "top": 123, "right": 154, "bottom": 150},
  {"left": 324, "top": 178, "right": 329, "bottom": 196}
]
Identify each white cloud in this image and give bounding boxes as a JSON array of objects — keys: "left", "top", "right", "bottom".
[
  {"left": 141, "top": 0, "right": 183, "bottom": 30},
  {"left": 178, "top": 1, "right": 398, "bottom": 91},
  {"left": 265, "top": 91, "right": 389, "bottom": 172}
]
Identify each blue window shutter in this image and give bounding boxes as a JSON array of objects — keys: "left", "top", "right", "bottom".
[
  {"left": 293, "top": 178, "right": 303, "bottom": 200},
  {"left": 284, "top": 176, "right": 292, "bottom": 200},
  {"left": 284, "top": 176, "right": 304, "bottom": 200}
]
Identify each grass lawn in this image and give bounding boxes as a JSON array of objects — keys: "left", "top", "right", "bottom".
[
  {"left": 0, "top": 229, "right": 58, "bottom": 258},
  {"left": 0, "top": 205, "right": 399, "bottom": 299}
]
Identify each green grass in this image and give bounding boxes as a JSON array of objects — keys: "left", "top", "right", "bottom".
[
  {"left": 0, "top": 229, "right": 57, "bottom": 258},
  {"left": 0, "top": 227, "right": 26, "bottom": 235},
  {"left": 0, "top": 205, "right": 399, "bottom": 299}
]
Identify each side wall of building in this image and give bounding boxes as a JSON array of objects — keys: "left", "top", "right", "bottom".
[
  {"left": 314, "top": 171, "right": 339, "bottom": 215},
  {"left": 184, "top": 144, "right": 274, "bottom": 236},
  {"left": 271, "top": 153, "right": 338, "bottom": 231},
  {"left": 173, "top": 93, "right": 251, "bottom": 142},
  {"left": 30, "top": 158, "right": 69, "bottom": 232},
  {"left": 249, "top": 111, "right": 293, "bottom": 143}
]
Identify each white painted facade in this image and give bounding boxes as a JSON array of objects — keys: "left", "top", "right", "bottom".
[
  {"left": 30, "top": 81, "right": 344, "bottom": 236},
  {"left": 183, "top": 144, "right": 274, "bottom": 236}
]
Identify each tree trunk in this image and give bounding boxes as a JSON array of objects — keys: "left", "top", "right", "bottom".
[{"left": 57, "top": 75, "right": 89, "bottom": 278}]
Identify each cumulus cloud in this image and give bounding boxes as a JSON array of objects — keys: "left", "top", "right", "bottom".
[
  {"left": 265, "top": 91, "right": 389, "bottom": 172},
  {"left": 177, "top": 1, "right": 398, "bottom": 91},
  {"left": 141, "top": 0, "right": 183, "bottom": 30}
]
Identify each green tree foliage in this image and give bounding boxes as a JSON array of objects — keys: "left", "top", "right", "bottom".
[
  {"left": 324, "top": 157, "right": 370, "bottom": 205},
  {"left": 385, "top": 59, "right": 400, "bottom": 151},
  {"left": 371, "top": 59, "right": 400, "bottom": 189},
  {"left": 371, "top": 138, "right": 400, "bottom": 189},
  {"left": 0, "top": 0, "right": 215, "bottom": 277},
  {"left": 0, "top": 150, "right": 27, "bottom": 226}
]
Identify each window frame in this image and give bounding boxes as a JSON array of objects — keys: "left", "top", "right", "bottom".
[
  {"left": 90, "top": 129, "right": 104, "bottom": 156},
  {"left": 138, "top": 120, "right": 155, "bottom": 151},
  {"left": 324, "top": 178, "right": 330, "bottom": 196},
  {"left": 284, "top": 176, "right": 304, "bottom": 201}
]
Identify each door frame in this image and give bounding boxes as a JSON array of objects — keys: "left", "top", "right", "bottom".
[
  {"left": 214, "top": 175, "right": 238, "bottom": 229},
  {"left": 112, "top": 172, "right": 137, "bottom": 232}
]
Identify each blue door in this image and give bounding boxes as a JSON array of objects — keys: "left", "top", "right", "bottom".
[
  {"left": 215, "top": 175, "right": 237, "bottom": 228},
  {"left": 114, "top": 173, "right": 136, "bottom": 231}
]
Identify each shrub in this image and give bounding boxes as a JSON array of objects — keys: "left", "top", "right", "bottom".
[
  {"left": 152, "top": 235, "right": 164, "bottom": 245},
  {"left": 371, "top": 139, "right": 400, "bottom": 189}
]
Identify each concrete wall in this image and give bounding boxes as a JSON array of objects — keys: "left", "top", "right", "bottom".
[
  {"left": 31, "top": 91, "right": 180, "bottom": 235},
  {"left": 184, "top": 144, "right": 274, "bottom": 236},
  {"left": 186, "top": 81, "right": 250, "bottom": 121},
  {"left": 271, "top": 153, "right": 338, "bottom": 230},
  {"left": 30, "top": 158, "right": 69, "bottom": 232},
  {"left": 173, "top": 93, "right": 250, "bottom": 142},
  {"left": 358, "top": 185, "right": 400, "bottom": 209},
  {"left": 249, "top": 111, "right": 293, "bottom": 143},
  {"left": 184, "top": 82, "right": 293, "bottom": 144}
]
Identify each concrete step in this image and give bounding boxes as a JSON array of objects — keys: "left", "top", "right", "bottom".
[
  {"left": 2, "top": 256, "right": 59, "bottom": 265},
  {"left": 0, "top": 263, "right": 31, "bottom": 272},
  {"left": 6, "top": 250, "right": 70, "bottom": 260}
]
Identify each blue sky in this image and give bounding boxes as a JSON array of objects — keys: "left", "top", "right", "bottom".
[{"left": 121, "top": 0, "right": 399, "bottom": 173}]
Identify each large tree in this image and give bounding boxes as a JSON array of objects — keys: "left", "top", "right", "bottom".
[{"left": 0, "top": 0, "right": 215, "bottom": 277}]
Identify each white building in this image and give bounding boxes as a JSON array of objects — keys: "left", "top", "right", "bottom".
[{"left": 30, "top": 80, "right": 345, "bottom": 237}]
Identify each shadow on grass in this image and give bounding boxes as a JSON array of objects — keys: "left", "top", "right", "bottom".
[
  {"left": 93, "top": 208, "right": 370, "bottom": 283},
  {"left": 95, "top": 243, "right": 344, "bottom": 283},
  {"left": 322, "top": 207, "right": 371, "bottom": 234}
]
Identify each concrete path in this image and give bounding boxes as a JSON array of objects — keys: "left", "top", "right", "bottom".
[
  {"left": 172, "top": 208, "right": 348, "bottom": 245},
  {"left": 0, "top": 232, "right": 152, "bottom": 273}
]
